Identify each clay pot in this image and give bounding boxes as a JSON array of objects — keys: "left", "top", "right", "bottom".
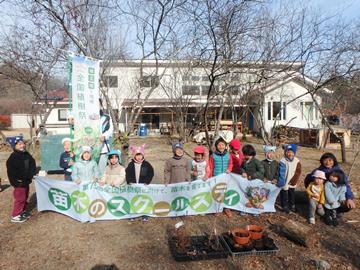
[
  {"left": 246, "top": 224, "right": 264, "bottom": 240},
  {"left": 230, "top": 228, "right": 250, "bottom": 245}
]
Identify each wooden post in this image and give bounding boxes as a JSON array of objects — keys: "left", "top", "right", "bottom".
[
  {"left": 340, "top": 135, "right": 346, "bottom": 163},
  {"left": 277, "top": 220, "right": 318, "bottom": 248}
]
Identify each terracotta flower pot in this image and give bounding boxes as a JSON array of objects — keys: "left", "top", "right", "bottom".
[
  {"left": 230, "top": 228, "right": 250, "bottom": 245},
  {"left": 246, "top": 224, "right": 264, "bottom": 240}
]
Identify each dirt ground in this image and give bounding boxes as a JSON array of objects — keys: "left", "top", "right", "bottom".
[{"left": 0, "top": 134, "right": 359, "bottom": 270}]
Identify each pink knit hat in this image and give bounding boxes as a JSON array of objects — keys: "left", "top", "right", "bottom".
[
  {"left": 130, "top": 144, "right": 145, "bottom": 158},
  {"left": 312, "top": 170, "right": 326, "bottom": 180}
]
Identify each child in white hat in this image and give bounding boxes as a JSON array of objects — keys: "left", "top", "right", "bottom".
[
  {"left": 59, "top": 138, "right": 75, "bottom": 181},
  {"left": 71, "top": 146, "right": 100, "bottom": 184}
]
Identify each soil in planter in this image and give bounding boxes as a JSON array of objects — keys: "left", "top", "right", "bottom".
[
  {"left": 169, "top": 235, "right": 228, "bottom": 261},
  {"left": 222, "top": 233, "right": 278, "bottom": 253},
  {"left": 223, "top": 233, "right": 254, "bottom": 252}
]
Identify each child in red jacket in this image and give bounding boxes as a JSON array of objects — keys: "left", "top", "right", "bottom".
[{"left": 229, "top": 139, "right": 244, "bottom": 174}]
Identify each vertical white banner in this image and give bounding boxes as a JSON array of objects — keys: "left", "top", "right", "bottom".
[{"left": 70, "top": 55, "right": 102, "bottom": 159}]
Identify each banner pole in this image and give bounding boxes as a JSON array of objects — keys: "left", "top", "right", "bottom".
[{"left": 67, "top": 55, "right": 73, "bottom": 151}]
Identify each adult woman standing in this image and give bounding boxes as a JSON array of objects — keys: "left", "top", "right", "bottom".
[{"left": 304, "top": 152, "right": 356, "bottom": 212}]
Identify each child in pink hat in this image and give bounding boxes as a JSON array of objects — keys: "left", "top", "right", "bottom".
[
  {"left": 229, "top": 139, "right": 244, "bottom": 174},
  {"left": 191, "top": 145, "right": 209, "bottom": 181},
  {"left": 125, "top": 144, "right": 154, "bottom": 222},
  {"left": 306, "top": 170, "right": 326, "bottom": 224},
  {"left": 125, "top": 144, "right": 154, "bottom": 185}
]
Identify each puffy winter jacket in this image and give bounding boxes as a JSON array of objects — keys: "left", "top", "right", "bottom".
[
  {"left": 6, "top": 150, "right": 36, "bottom": 187},
  {"left": 71, "top": 159, "right": 100, "bottom": 183}
]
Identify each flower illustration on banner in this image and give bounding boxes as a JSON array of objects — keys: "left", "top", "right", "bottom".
[{"left": 245, "top": 187, "right": 270, "bottom": 209}]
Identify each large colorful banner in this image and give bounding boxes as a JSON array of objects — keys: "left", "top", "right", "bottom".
[
  {"left": 35, "top": 174, "right": 281, "bottom": 222},
  {"left": 70, "top": 55, "right": 102, "bottom": 159}
]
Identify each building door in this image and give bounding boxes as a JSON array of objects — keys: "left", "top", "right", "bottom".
[{"left": 249, "top": 112, "right": 254, "bottom": 130}]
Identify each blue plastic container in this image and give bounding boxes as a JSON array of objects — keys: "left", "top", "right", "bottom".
[
  {"left": 139, "top": 124, "right": 148, "bottom": 136},
  {"left": 6, "top": 135, "right": 24, "bottom": 148}
]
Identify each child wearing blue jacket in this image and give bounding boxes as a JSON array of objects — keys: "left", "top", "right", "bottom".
[
  {"left": 324, "top": 170, "right": 347, "bottom": 226},
  {"left": 72, "top": 146, "right": 100, "bottom": 184},
  {"left": 277, "top": 144, "right": 302, "bottom": 213}
]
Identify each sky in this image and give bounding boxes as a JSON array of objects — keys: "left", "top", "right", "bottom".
[
  {"left": 311, "top": 0, "right": 359, "bottom": 21},
  {"left": 0, "top": 0, "right": 359, "bottom": 60}
]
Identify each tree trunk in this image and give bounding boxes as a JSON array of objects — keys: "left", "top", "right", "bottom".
[
  {"left": 277, "top": 219, "right": 318, "bottom": 248},
  {"left": 212, "top": 101, "right": 224, "bottom": 149},
  {"left": 339, "top": 136, "right": 346, "bottom": 163}
]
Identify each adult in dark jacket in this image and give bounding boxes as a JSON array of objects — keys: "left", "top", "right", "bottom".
[
  {"left": 6, "top": 137, "right": 36, "bottom": 223},
  {"left": 126, "top": 144, "right": 154, "bottom": 184},
  {"left": 304, "top": 152, "right": 355, "bottom": 212}
]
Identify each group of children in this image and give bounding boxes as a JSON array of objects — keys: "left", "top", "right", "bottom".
[
  {"left": 7, "top": 135, "right": 349, "bottom": 225},
  {"left": 59, "top": 138, "right": 154, "bottom": 187},
  {"left": 164, "top": 137, "right": 348, "bottom": 225},
  {"left": 167, "top": 137, "right": 302, "bottom": 217},
  {"left": 306, "top": 169, "right": 347, "bottom": 226}
]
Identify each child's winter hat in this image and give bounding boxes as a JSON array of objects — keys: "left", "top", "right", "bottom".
[
  {"left": 172, "top": 142, "right": 183, "bottom": 152},
  {"left": 12, "top": 136, "right": 24, "bottom": 148},
  {"left": 263, "top": 145, "right": 276, "bottom": 154},
  {"left": 130, "top": 144, "right": 145, "bottom": 157},
  {"left": 80, "top": 145, "right": 92, "bottom": 157},
  {"left": 229, "top": 139, "right": 241, "bottom": 151},
  {"left": 194, "top": 145, "right": 205, "bottom": 154},
  {"left": 312, "top": 170, "right": 326, "bottom": 180},
  {"left": 283, "top": 144, "right": 297, "bottom": 155},
  {"left": 61, "top": 137, "right": 73, "bottom": 144},
  {"left": 107, "top": 149, "right": 121, "bottom": 158},
  {"left": 107, "top": 149, "right": 122, "bottom": 164}
]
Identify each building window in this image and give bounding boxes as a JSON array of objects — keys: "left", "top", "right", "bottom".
[
  {"left": 228, "top": 85, "right": 239, "bottom": 95},
  {"left": 182, "top": 85, "right": 200, "bottom": 95},
  {"left": 58, "top": 109, "right": 67, "bottom": 121},
  {"left": 182, "top": 75, "right": 190, "bottom": 81},
  {"left": 102, "top": 76, "right": 118, "bottom": 88},
  {"left": 268, "top": 101, "right": 286, "bottom": 120},
  {"left": 139, "top": 75, "right": 160, "bottom": 88},
  {"left": 272, "top": 102, "right": 281, "bottom": 119},
  {"left": 301, "top": 101, "right": 317, "bottom": 121}
]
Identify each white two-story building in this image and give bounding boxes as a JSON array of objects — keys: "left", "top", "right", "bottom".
[{"left": 44, "top": 59, "right": 323, "bottom": 135}]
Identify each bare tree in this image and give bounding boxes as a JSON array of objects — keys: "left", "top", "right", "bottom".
[
  {"left": 117, "top": 0, "right": 188, "bottom": 134},
  {"left": 2, "top": 1, "right": 129, "bottom": 135},
  {"left": 0, "top": 21, "right": 64, "bottom": 139}
]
